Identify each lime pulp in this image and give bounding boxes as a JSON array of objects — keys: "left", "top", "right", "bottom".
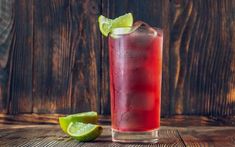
[{"left": 67, "top": 122, "right": 103, "bottom": 142}]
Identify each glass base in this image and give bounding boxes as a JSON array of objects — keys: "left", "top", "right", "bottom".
[{"left": 112, "top": 128, "right": 159, "bottom": 143}]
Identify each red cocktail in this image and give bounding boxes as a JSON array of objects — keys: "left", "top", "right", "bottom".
[{"left": 109, "top": 23, "right": 163, "bottom": 143}]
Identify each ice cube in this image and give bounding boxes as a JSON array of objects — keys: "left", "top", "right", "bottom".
[
  {"left": 127, "top": 21, "right": 157, "bottom": 49},
  {"left": 127, "top": 91, "right": 155, "bottom": 110},
  {"left": 118, "top": 111, "right": 147, "bottom": 131}
]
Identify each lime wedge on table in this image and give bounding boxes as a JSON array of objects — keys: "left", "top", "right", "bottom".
[
  {"left": 98, "top": 13, "right": 133, "bottom": 36},
  {"left": 67, "top": 122, "right": 103, "bottom": 142},
  {"left": 59, "top": 111, "right": 98, "bottom": 134}
]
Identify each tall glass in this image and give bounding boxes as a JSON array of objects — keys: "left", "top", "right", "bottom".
[{"left": 108, "top": 23, "right": 163, "bottom": 143}]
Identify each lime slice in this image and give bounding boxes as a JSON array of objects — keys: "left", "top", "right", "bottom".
[
  {"left": 98, "top": 13, "right": 133, "bottom": 37},
  {"left": 67, "top": 122, "right": 103, "bottom": 142},
  {"left": 112, "top": 13, "right": 133, "bottom": 28},
  {"left": 98, "top": 15, "right": 112, "bottom": 37},
  {"left": 59, "top": 111, "right": 98, "bottom": 134}
]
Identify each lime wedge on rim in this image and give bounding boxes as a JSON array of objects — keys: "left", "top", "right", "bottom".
[
  {"left": 98, "top": 13, "right": 133, "bottom": 36},
  {"left": 67, "top": 122, "right": 103, "bottom": 142},
  {"left": 59, "top": 111, "right": 98, "bottom": 134}
]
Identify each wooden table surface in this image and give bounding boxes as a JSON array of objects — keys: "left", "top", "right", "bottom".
[{"left": 1, "top": 116, "right": 235, "bottom": 147}]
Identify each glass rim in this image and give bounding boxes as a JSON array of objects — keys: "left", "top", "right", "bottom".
[{"left": 109, "top": 26, "right": 163, "bottom": 37}]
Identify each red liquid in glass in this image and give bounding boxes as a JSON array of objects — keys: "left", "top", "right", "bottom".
[{"left": 109, "top": 27, "right": 163, "bottom": 132}]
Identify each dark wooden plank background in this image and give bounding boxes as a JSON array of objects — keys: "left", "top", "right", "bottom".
[{"left": 0, "top": 0, "right": 234, "bottom": 117}]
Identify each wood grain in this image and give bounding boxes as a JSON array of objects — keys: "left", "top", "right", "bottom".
[
  {"left": 0, "top": 125, "right": 185, "bottom": 147},
  {"left": 1, "top": 124, "right": 235, "bottom": 147},
  {"left": 0, "top": 114, "right": 234, "bottom": 127},
  {"left": 33, "top": 0, "right": 100, "bottom": 113},
  {"left": 0, "top": 0, "right": 14, "bottom": 113},
  {"left": 0, "top": 0, "right": 235, "bottom": 117},
  {"left": 169, "top": 0, "right": 235, "bottom": 115},
  {"left": 68, "top": 0, "right": 100, "bottom": 114},
  {"left": 179, "top": 127, "right": 235, "bottom": 147},
  {"left": 33, "top": 0, "right": 72, "bottom": 113},
  {"left": 8, "top": 0, "right": 33, "bottom": 114}
]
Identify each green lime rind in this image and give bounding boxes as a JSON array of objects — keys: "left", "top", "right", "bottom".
[
  {"left": 112, "top": 13, "right": 133, "bottom": 28},
  {"left": 98, "top": 15, "right": 112, "bottom": 37},
  {"left": 59, "top": 111, "right": 98, "bottom": 134},
  {"left": 67, "top": 122, "right": 103, "bottom": 142},
  {"left": 98, "top": 13, "right": 133, "bottom": 37}
]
